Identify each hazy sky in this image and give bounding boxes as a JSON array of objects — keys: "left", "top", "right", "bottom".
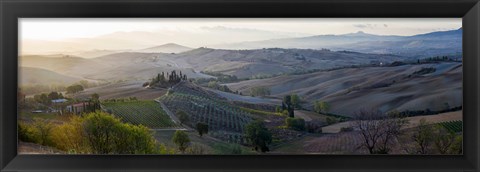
[{"left": 19, "top": 18, "right": 461, "bottom": 54}]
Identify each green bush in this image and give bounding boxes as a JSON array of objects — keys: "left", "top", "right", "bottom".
[
  {"left": 285, "top": 117, "right": 306, "bottom": 131},
  {"left": 82, "top": 111, "right": 157, "bottom": 154},
  {"left": 21, "top": 111, "right": 161, "bottom": 154},
  {"left": 18, "top": 122, "right": 40, "bottom": 143},
  {"left": 172, "top": 130, "right": 191, "bottom": 153}
]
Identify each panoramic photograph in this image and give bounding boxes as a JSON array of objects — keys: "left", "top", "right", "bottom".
[{"left": 17, "top": 18, "right": 462, "bottom": 155}]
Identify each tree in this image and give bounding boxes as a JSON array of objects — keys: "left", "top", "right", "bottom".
[
  {"left": 314, "top": 101, "right": 330, "bottom": 114},
  {"left": 78, "top": 80, "right": 89, "bottom": 88},
  {"left": 48, "top": 92, "right": 60, "bottom": 100},
  {"left": 82, "top": 111, "right": 157, "bottom": 154},
  {"left": 249, "top": 86, "right": 271, "bottom": 97},
  {"left": 88, "top": 93, "right": 101, "bottom": 111},
  {"left": 245, "top": 120, "right": 272, "bottom": 152},
  {"left": 283, "top": 95, "right": 294, "bottom": 117},
  {"left": 196, "top": 122, "right": 209, "bottom": 137},
  {"left": 82, "top": 112, "right": 120, "bottom": 154},
  {"left": 32, "top": 118, "right": 54, "bottom": 145},
  {"left": 172, "top": 130, "right": 190, "bottom": 153},
  {"left": 290, "top": 94, "right": 301, "bottom": 108},
  {"left": 177, "top": 110, "right": 189, "bottom": 125},
  {"left": 433, "top": 125, "right": 461, "bottom": 154},
  {"left": 91, "top": 93, "right": 99, "bottom": 100},
  {"left": 352, "top": 110, "right": 408, "bottom": 154},
  {"left": 285, "top": 117, "right": 305, "bottom": 131},
  {"left": 411, "top": 118, "right": 434, "bottom": 154},
  {"left": 66, "top": 85, "right": 84, "bottom": 94},
  {"left": 402, "top": 120, "right": 462, "bottom": 155}
]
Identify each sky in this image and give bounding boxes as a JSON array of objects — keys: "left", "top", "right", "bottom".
[{"left": 19, "top": 18, "right": 461, "bottom": 54}]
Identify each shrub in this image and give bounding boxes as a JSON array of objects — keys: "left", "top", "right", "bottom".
[
  {"left": 172, "top": 130, "right": 190, "bottom": 153},
  {"left": 326, "top": 117, "right": 339, "bottom": 125},
  {"left": 50, "top": 115, "right": 90, "bottom": 153},
  {"left": 18, "top": 122, "right": 39, "bottom": 143},
  {"left": 196, "top": 122, "right": 209, "bottom": 137},
  {"left": 31, "top": 118, "right": 55, "bottom": 146},
  {"left": 177, "top": 110, "right": 190, "bottom": 125},
  {"left": 245, "top": 120, "right": 272, "bottom": 152},
  {"left": 185, "top": 143, "right": 208, "bottom": 154},
  {"left": 249, "top": 86, "right": 271, "bottom": 97},
  {"left": 20, "top": 111, "right": 162, "bottom": 154},
  {"left": 285, "top": 117, "right": 305, "bottom": 131},
  {"left": 340, "top": 127, "right": 354, "bottom": 132},
  {"left": 306, "top": 121, "right": 323, "bottom": 133}
]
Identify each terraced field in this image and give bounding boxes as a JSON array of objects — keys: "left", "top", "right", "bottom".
[
  {"left": 101, "top": 100, "right": 178, "bottom": 129},
  {"left": 158, "top": 82, "right": 254, "bottom": 144}
]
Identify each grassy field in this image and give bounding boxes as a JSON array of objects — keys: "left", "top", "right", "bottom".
[
  {"left": 154, "top": 130, "right": 255, "bottom": 154},
  {"left": 102, "top": 100, "right": 178, "bottom": 129}
]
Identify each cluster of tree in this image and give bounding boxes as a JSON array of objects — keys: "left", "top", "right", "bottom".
[
  {"left": 285, "top": 117, "right": 306, "bottom": 131},
  {"left": 313, "top": 101, "right": 330, "bottom": 114},
  {"left": 412, "top": 67, "right": 436, "bottom": 76},
  {"left": 76, "top": 80, "right": 102, "bottom": 89},
  {"left": 176, "top": 110, "right": 209, "bottom": 137},
  {"left": 145, "top": 70, "right": 187, "bottom": 88},
  {"left": 244, "top": 120, "right": 272, "bottom": 152},
  {"left": 420, "top": 56, "right": 458, "bottom": 63},
  {"left": 66, "top": 84, "right": 84, "bottom": 94},
  {"left": 18, "top": 111, "right": 174, "bottom": 154},
  {"left": 401, "top": 118, "right": 462, "bottom": 154},
  {"left": 84, "top": 93, "right": 102, "bottom": 113},
  {"left": 352, "top": 110, "right": 408, "bottom": 154},
  {"left": 250, "top": 73, "right": 280, "bottom": 80},
  {"left": 207, "top": 81, "right": 234, "bottom": 93},
  {"left": 395, "top": 105, "right": 462, "bottom": 117},
  {"left": 281, "top": 95, "right": 295, "bottom": 117},
  {"left": 32, "top": 92, "right": 65, "bottom": 105},
  {"left": 200, "top": 71, "right": 241, "bottom": 83},
  {"left": 102, "top": 97, "right": 138, "bottom": 103},
  {"left": 250, "top": 86, "right": 271, "bottom": 97}
]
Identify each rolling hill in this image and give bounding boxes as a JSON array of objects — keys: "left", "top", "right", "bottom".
[
  {"left": 20, "top": 47, "right": 406, "bottom": 81},
  {"left": 19, "top": 67, "right": 82, "bottom": 85},
  {"left": 226, "top": 62, "right": 462, "bottom": 116},
  {"left": 168, "top": 47, "right": 405, "bottom": 79},
  {"left": 19, "top": 55, "right": 108, "bottom": 79}
]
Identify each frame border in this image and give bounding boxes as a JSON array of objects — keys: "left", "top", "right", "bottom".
[{"left": 1, "top": 0, "right": 479, "bottom": 171}]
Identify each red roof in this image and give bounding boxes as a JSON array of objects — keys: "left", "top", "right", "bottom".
[{"left": 72, "top": 102, "right": 88, "bottom": 107}]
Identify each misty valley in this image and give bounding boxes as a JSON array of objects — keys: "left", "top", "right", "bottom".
[{"left": 18, "top": 27, "right": 463, "bottom": 155}]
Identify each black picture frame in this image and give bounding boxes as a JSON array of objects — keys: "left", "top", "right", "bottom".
[{"left": 1, "top": 0, "right": 479, "bottom": 171}]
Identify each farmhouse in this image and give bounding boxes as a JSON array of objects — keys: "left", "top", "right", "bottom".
[
  {"left": 66, "top": 102, "right": 90, "bottom": 114},
  {"left": 51, "top": 98, "right": 68, "bottom": 104}
]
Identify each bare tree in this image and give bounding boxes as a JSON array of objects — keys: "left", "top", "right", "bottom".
[{"left": 352, "top": 109, "right": 408, "bottom": 154}]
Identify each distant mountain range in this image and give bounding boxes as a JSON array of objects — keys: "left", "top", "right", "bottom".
[
  {"left": 21, "top": 28, "right": 462, "bottom": 59},
  {"left": 211, "top": 28, "right": 463, "bottom": 58},
  {"left": 137, "top": 43, "right": 193, "bottom": 54}
]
